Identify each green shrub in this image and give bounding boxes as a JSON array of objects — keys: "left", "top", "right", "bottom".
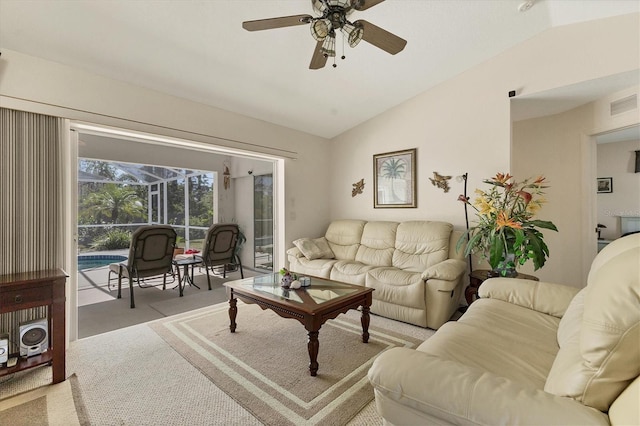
[{"left": 91, "top": 229, "right": 131, "bottom": 251}]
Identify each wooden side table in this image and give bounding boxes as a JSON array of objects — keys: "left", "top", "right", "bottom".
[
  {"left": 0, "top": 269, "right": 67, "bottom": 384},
  {"left": 465, "top": 269, "right": 538, "bottom": 305}
]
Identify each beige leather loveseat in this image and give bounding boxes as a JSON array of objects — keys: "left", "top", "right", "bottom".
[
  {"left": 286, "top": 220, "right": 467, "bottom": 329},
  {"left": 368, "top": 233, "right": 639, "bottom": 425}
]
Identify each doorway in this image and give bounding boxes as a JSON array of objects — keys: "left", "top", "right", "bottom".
[
  {"left": 69, "top": 123, "right": 281, "bottom": 339},
  {"left": 593, "top": 124, "right": 640, "bottom": 251}
]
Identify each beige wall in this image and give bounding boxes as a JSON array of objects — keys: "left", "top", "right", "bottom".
[
  {"left": 512, "top": 104, "right": 596, "bottom": 286},
  {"left": 597, "top": 139, "right": 640, "bottom": 238},
  {"left": 330, "top": 14, "right": 639, "bottom": 286},
  {"left": 513, "top": 85, "right": 639, "bottom": 287},
  {"left": 0, "top": 48, "right": 333, "bottom": 269},
  {"left": 0, "top": 13, "right": 638, "bottom": 286}
]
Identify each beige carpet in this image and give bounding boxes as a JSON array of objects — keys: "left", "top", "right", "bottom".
[
  {"left": 150, "top": 302, "right": 423, "bottom": 425},
  {"left": 1, "top": 302, "right": 437, "bottom": 424},
  {"left": 0, "top": 374, "right": 89, "bottom": 426}
]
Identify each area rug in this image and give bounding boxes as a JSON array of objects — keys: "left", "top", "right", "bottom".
[
  {"left": 150, "top": 302, "right": 423, "bottom": 425},
  {"left": 0, "top": 374, "right": 89, "bottom": 426}
]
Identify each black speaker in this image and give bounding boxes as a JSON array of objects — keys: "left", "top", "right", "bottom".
[{"left": 19, "top": 318, "right": 48, "bottom": 357}]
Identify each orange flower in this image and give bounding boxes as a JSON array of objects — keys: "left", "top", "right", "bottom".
[
  {"left": 494, "top": 173, "right": 513, "bottom": 184},
  {"left": 534, "top": 175, "right": 546, "bottom": 184},
  {"left": 496, "top": 211, "right": 522, "bottom": 230}
]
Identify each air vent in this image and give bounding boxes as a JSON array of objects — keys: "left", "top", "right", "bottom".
[{"left": 610, "top": 94, "right": 637, "bottom": 116}]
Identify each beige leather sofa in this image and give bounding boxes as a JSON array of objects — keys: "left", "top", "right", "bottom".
[
  {"left": 287, "top": 220, "right": 467, "bottom": 329},
  {"left": 368, "top": 233, "right": 640, "bottom": 425}
]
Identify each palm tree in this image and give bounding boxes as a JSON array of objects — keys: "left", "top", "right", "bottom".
[
  {"left": 380, "top": 158, "right": 407, "bottom": 203},
  {"left": 81, "top": 184, "right": 145, "bottom": 224}
]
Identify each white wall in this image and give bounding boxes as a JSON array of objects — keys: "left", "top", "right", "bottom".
[
  {"left": 330, "top": 14, "right": 639, "bottom": 286},
  {"left": 597, "top": 139, "right": 640, "bottom": 238}
]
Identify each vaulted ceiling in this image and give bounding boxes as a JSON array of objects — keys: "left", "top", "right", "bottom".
[{"left": 0, "top": 0, "right": 637, "bottom": 138}]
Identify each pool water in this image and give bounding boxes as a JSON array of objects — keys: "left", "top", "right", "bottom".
[{"left": 78, "top": 255, "right": 127, "bottom": 270}]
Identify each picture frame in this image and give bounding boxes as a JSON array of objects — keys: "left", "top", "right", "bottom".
[
  {"left": 373, "top": 148, "right": 417, "bottom": 208},
  {"left": 597, "top": 177, "right": 613, "bottom": 193}
]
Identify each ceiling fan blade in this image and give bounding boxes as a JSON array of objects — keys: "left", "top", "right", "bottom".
[
  {"left": 352, "top": 0, "right": 386, "bottom": 11},
  {"left": 309, "top": 40, "right": 328, "bottom": 69},
  {"left": 242, "top": 14, "right": 312, "bottom": 31},
  {"left": 354, "top": 19, "right": 407, "bottom": 54}
]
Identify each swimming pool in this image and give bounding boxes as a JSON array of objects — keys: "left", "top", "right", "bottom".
[{"left": 78, "top": 255, "right": 127, "bottom": 270}]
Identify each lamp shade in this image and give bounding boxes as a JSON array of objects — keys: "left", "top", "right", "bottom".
[
  {"left": 311, "top": 19, "right": 330, "bottom": 41},
  {"left": 321, "top": 34, "right": 336, "bottom": 57},
  {"left": 342, "top": 23, "right": 363, "bottom": 47}
]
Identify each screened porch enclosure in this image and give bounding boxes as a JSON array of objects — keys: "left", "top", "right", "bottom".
[{"left": 78, "top": 159, "right": 215, "bottom": 252}]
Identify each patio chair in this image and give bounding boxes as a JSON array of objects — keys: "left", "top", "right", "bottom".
[
  {"left": 107, "top": 225, "right": 177, "bottom": 308},
  {"left": 197, "top": 223, "right": 244, "bottom": 290}
]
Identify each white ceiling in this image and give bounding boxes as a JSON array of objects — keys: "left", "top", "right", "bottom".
[{"left": 0, "top": 0, "right": 638, "bottom": 139}]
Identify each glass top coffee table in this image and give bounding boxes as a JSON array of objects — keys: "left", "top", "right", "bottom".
[{"left": 224, "top": 273, "right": 374, "bottom": 376}]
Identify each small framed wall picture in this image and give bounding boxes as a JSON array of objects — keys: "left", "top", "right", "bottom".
[
  {"left": 597, "top": 177, "right": 613, "bottom": 193},
  {"left": 373, "top": 148, "right": 417, "bottom": 208}
]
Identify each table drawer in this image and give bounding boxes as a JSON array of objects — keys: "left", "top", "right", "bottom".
[{"left": 0, "top": 286, "right": 53, "bottom": 311}]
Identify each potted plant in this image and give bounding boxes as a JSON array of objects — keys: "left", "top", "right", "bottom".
[{"left": 457, "top": 173, "right": 558, "bottom": 277}]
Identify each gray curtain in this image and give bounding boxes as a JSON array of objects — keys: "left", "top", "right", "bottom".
[
  {"left": 0, "top": 107, "right": 65, "bottom": 275},
  {"left": 0, "top": 108, "right": 66, "bottom": 352}
]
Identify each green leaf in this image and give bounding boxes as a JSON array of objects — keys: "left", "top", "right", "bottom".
[
  {"left": 524, "top": 230, "right": 548, "bottom": 270},
  {"left": 488, "top": 237, "right": 504, "bottom": 269},
  {"left": 528, "top": 220, "right": 558, "bottom": 232},
  {"left": 464, "top": 232, "right": 484, "bottom": 257},
  {"left": 456, "top": 230, "right": 471, "bottom": 253}
]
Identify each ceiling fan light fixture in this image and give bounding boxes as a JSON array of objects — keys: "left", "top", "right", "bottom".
[
  {"left": 321, "top": 34, "right": 336, "bottom": 57},
  {"left": 342, "top": 22, "right": 363, "bottom": 47},
  {"left": 326, "top": 0, "right": 351, "bottom": 8},
  {"left": 310, "top": 19, "right": 331, "bottom": 41}
]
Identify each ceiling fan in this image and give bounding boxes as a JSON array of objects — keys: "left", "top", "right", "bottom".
[{"left": 242, "top": 0, "right": 407, "bottom": 69}]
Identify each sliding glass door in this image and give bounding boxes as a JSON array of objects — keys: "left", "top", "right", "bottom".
[{"left": 254, "top": 174, "right": 273, "bottom": 271}]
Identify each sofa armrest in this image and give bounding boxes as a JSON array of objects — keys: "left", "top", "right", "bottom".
[
  {"left": 368, "top": 347, "right": 609, "bottom": 426},
  {"left": 478, "top": 278, "right": 580, "bottom": 318},
  {"left": 421, "top": 259, "right": 466, "bottom": 282},
  {"left": 286, "top": 246, "right": 303, "bottom": 258}
]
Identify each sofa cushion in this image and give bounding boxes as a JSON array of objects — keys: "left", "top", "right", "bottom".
[
  {"left": 292, "top": 237, "right": 334, "bottom": 260},
  {"left": 556, "top": 288, "right": 586, "bottom": 347},
  {"left": 355, "top": 221, "right": 398, "bottom": 267},
  {"left": 419, "top": 297, "right": 560, "bottom": 389},
  {"left": 325, "top": 219, "right": 366, "bottom": 260},
  {"left": 544, "top": 234, "right": 640, "bottom": 412},
  {"left": 392, "top": 221, "right": 452, "bottom": 272},
  {"left": 367, "top": 267, "right": 425, "bottom": 310},
  {"left": 330, "top": 260, "right": 375, "bottom": 285},
  {"left": 288, "top": 258, "right": 337, "bottom": 279}
]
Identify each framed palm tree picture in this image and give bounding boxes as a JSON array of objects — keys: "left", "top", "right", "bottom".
[{"left": 373, "top": 148, "right": 417, "bottom": 208}]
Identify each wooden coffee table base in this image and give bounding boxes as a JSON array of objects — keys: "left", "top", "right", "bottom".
[{"left": 228, "top": 288, "right": 372, "bottom": 377}]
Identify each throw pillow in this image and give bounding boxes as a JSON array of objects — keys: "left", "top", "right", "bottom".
[{"left": 293, "top": 237, "right": 335, "bottom": 260}]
